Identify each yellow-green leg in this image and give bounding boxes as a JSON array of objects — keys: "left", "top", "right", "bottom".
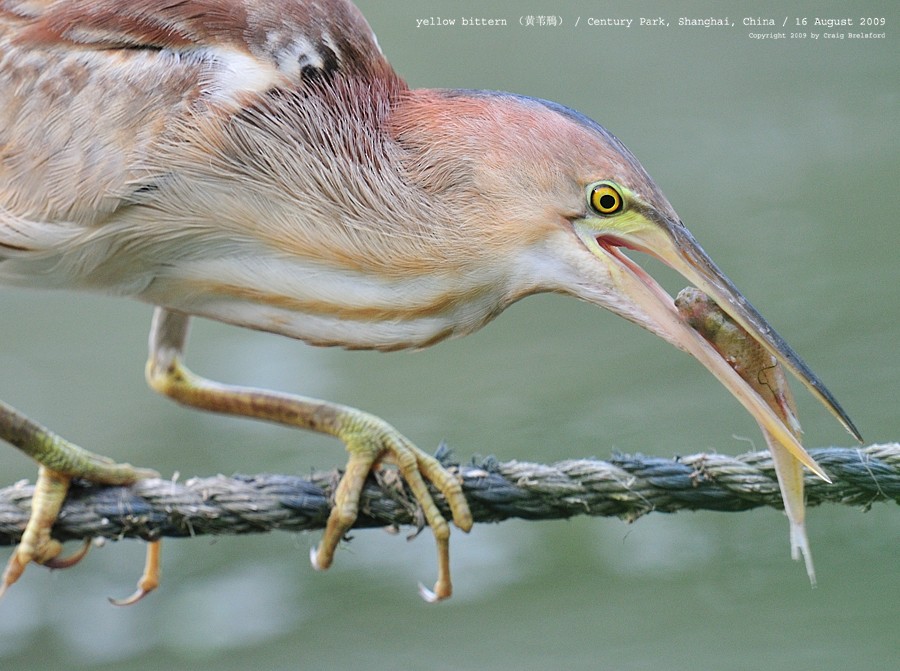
[
  {"left": 0, "top": 401, "right": 158, "bottom": 597},
  {"left": 147, "top": 307, "right": 473, "bottom": 600}
]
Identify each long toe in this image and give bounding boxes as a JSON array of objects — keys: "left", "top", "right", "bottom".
[
  {"left": 315, "top": 415, "right": 472, "bottom": 600},
  {"left": 109, "top": 540, "right": 162, "bottom": 606}
]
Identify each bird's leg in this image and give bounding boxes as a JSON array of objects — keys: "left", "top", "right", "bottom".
[
  {"left": 0, "top": 401, "right": 158, "bottom": 597},
  {"left": 146, "top": 307, "right": 473, "bottom": 600}
]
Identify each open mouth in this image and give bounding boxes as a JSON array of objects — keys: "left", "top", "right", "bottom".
[
  {"left": 596, "top": 235, "right": 660, "bottom": 287},
  {"left": 595, "top": 233, "right": 689, "bottom": 328},
  {"left": 583, "top": 226, "right": 834, "bottom": 480}
]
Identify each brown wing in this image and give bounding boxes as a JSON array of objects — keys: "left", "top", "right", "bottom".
[
  {"left": 3, "top": 0, "right": 386, "bottom": 76},
  {"left": 0, "top": 0, "right": 389, "bottom": 229}
]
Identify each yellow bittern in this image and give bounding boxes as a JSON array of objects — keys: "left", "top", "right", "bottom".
[{"left": 0, "top": 0, "right": 859, "bottom": 603}]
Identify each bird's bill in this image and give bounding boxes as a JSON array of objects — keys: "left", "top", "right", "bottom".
[{"left": 575, "top": 218, "right": 857, "bottom": 481}]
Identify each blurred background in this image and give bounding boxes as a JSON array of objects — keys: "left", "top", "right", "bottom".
[{"left": 1, "top": 1, "right": 897, "bottom": 669}]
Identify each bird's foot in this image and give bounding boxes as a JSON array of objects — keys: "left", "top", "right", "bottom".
[
  {"left": 1, "top": 466, "right": 162, "bottom": 604},
  {"left": 0, "top": 406, "right": 159, "bottom": 602},
  {"left": 0, "top": 466, "right": 74, "bottom": 597},
  {"left": 310, "top": 418, "right": 473, "bottom": 602},
  {"left": 0, "top": 467, "right": 106, "bottom": 596}
]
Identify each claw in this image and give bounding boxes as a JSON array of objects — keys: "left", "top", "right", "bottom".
[
  {"left": 108, "top": 540, "right": 161, "bottom": 606},
  {"left": 0, "top": 401, "right": 161, "bottom": 601},
  {"left": 417, "top": 582, "right": 442, "bottom": 603},
  {"left": 43, "top": 539, "right": 92, "bottom": 569},
  {"left": 309, "top": 432, "right": 470, "bottom": 599},
  {"left": 417, "top": 568, "right": 452, "bottom": 603},
  {"left": 0, "top": 551, "right": 27, "bottom": 600},
  {"left": 309, "top": 545, "right": 324, "bottom": 571},
  {"left": 0, "top": 466, "right": 70, "bottom": 597}
]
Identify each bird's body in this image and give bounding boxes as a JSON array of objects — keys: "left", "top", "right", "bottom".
[
  {"left": 1, "top": 0, "right": 443, "bottom": 347},
  {"left": 0, "top": 0, "right": 676, "bottom": 351},
  {"left": 0, "top": 0, "right": 859, "bottom": 601}
]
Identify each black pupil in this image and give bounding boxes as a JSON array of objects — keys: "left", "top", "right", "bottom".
[{"left": 598, "top": 193, "right": 617, "bottom": 211}]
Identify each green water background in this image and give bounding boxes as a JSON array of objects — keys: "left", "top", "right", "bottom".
[{"left": 1, "top": 1, "right": 896, "bottom": 669}]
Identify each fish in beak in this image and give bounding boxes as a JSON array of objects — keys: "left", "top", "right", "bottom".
[
  {"left": 573, "top": 194, "right": 860, "bottom": 482},
  {"left": 676, "top": 287, "right": 817, "bottom": 584}
]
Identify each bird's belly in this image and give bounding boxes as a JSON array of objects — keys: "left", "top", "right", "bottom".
[{"left": 139, "top": 255, "right": 509, "bottom": 351}]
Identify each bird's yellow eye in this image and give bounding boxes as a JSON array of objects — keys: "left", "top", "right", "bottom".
[{"left": 589, "top": 183, "right": 624, "bottom": 215}]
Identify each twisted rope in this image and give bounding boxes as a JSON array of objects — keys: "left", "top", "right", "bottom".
[{"left": 0, "top": 444, "right": 896, "bottom": 545}]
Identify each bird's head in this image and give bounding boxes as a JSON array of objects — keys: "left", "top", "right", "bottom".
[{"left": 394, "top": 90, "right": 859, "bottom": 474}]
